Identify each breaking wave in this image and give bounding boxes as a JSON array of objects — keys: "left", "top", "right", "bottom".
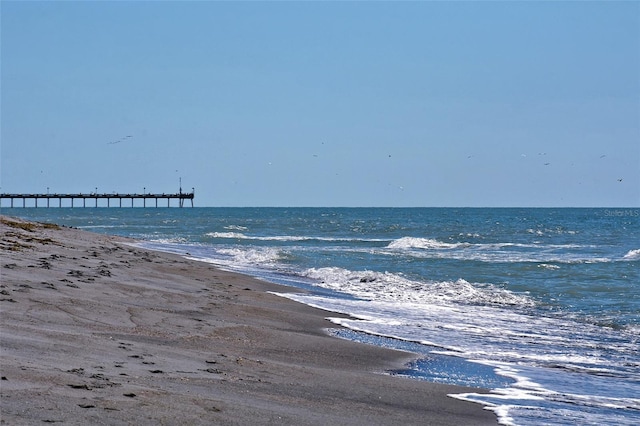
[
  {"left": 385, "top": 237, "right": 612, "bottom": 264},
  {"left": 302, "top": 267, "right": 535, "bottom": 308},
  {"left": 622, "top": 249, "right": 640, "bottom": 261},
  {"left": 387, "top": 237, "right": 469, "bottom": 249},
  {"left": 206, "top": 231, "right": 387, "bottom": 243}
]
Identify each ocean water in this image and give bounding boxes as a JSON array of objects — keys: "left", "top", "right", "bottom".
[{"left": 5, "top": 207, "right": 639, "bottom": 425}]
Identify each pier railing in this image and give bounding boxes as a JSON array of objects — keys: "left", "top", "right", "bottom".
[{"left": 0, "top": 191, "right": 195, "bottom": 208}]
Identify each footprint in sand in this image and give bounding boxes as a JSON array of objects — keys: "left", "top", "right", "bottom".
[
  {"left": 200, "top": 368, "right": 223, "bottom": 374},
  {"left": 97, "top": 264, "right": 112, "bottom": 276},
  {"left": 67, "top": 384, "right": 92, "bottom": 390}
]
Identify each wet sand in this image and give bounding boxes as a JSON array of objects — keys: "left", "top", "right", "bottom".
[{"left": 0, "top": 215, "right": 497, "bottom": 425}]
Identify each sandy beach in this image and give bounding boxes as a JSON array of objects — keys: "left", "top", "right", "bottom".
[{"left": 0, "top": 215, "right": 497, "bottom": 425}]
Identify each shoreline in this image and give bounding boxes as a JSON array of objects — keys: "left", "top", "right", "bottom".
[{"left": 1, "top": 215, "right": 497, "bottom": 425}]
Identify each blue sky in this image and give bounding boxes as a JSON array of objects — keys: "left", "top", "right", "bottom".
[{"left": 1, "top": 1, "right": 638, "bottom": 207}]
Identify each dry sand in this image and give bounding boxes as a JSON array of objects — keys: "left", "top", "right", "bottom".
[{"left": 0, "top": 215, "right": 497, "bottom": 425}]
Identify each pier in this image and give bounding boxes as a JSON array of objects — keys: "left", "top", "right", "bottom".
[{"left": 0, "top": 191, "right": 194, "bottom": 208}]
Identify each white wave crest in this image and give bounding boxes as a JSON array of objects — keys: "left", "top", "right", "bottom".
[
  {"left": 206, "top": 232, "right": 314, "bottom": 241},
  {"left": 302, "top": 267, "right": 535, "bottom": 308},
  {"left": 216, "top": 247, "right": 283, "bottom": 265},
  {"left": 527, "top": 228, "right": 579, "bottom": 236},
  {"left": 387, "top": 237, "right": 467, "bottom": 249},
  {"left": 383, "top": 237, "right": 610, "bottom": 264},
  {"left": 224, "top": 225, "right": 248, "bottom": 231},
  {"left": 206, "top": 232, "right": 386, "bottom": 243},
  {"left": 538, "top": 264, "right": 561, "bottom": 270},
  {"left": 388, "top": 237, "right": 587, "bottom": 252},
  {"left": 624, "top": 324, "right": 640, "bottom": 336},
  {"left": 207, "top": 232, "right": 249, "bottom": 239},
  {"left": 622, "top": 249, "right": 640, "bottom": 261}
]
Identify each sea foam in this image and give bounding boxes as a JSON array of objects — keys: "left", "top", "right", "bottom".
[{"left": 302, "top": 267, "right": 535, "bottom": 308}]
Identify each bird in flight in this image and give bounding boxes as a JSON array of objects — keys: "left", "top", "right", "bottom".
[{"left": 107, "top": 135, "right": 133, "bottom": 145}]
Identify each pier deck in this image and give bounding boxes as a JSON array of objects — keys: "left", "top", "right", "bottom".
[{"left": 0, "top": 192, "right": 194, "bottom": 208}]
